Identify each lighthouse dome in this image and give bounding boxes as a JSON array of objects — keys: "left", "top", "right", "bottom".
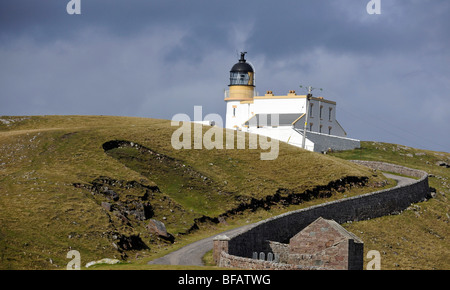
[
  {"left": 229, "top": 52, "right": 254, "bottom": 86},
  {"left": 230, "top": 55, "right": 254, "bottom": 73}
]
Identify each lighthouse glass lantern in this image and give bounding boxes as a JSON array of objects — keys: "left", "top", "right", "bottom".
[{"left": 229, "top": 52, "right": 254, "bottom": 87}]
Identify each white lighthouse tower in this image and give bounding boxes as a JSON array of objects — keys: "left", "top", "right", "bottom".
[{"left": 224, "top": 52, "right": 255, "bottom": 130}]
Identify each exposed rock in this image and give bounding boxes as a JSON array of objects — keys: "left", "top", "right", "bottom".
[
  {"left": 146, "top": 219, "right": 168, "bottom": 237},
  {"left": 113, "top": 211, "right": 131, "bottom": 226},
  {"left": 218, "top": 216, "right": 228, "bottom": 225},
  {"left": 113, "top": 233, "right": 149, "bottom": 252},
  {"left": 74, "top": 176, "right": 163, "bottom": 256},
  {"left": 436, "top": 161, "right": 450, "bottom": 168},
  {"left": 101, "top": 202, "right": 112, "bottom": 212},
  {"left": 103, "top": 189, "right": 119, "bottom": 201},
  {"left": 128, "top": 201, "right": 153, "bottom": 221},
  {"left": 146, "top": 219, "right": 174, "bottom": 242}
]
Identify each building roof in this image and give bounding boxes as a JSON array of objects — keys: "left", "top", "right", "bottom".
[
  {"left": 291, "top": 217, "right": 363, "bottom": 244},
  {"left": 244, "top": 113, "right": 304, "bottom": 127}
]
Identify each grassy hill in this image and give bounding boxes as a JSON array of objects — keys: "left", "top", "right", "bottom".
[
  {"left": 0, "top": 115, "right": 447, "bottom": 270},
  {"left": 0, "top": 115, "right": 392, "bottom": 269},
  {"left": 330, "top": 142, "right": 450, "bottom": 270}
]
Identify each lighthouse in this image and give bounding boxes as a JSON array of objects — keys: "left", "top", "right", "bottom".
[
  {"left": 223, "top": 52, "right": 360, "bottom": 153},
  {"left": 228, "top": 51, "right": 255, "bottom": 100},
  {"left": 224, "top": 52, "right": 256, "bottom": 130}
]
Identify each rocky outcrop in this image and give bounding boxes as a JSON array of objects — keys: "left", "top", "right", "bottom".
[
  {"left": 75, "top": 176, "right": 156, "bottom": 224},
  {"left": 73, "top": 176, "right": 174, "bottom": 257}
]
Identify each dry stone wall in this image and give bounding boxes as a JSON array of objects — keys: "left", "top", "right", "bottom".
[
  {"left": 218, "top": 251, "right": 331, "bottom": 270},
  {"left": 219, "top": 161, "right": 430, "bottom": 268}
]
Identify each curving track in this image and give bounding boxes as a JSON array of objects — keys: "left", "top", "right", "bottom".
[{"left": 148, "top": 173, "right": 416, "bottom": 266}]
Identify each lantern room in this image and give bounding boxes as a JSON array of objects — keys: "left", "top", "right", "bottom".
[{"left": 229, "top": 52, "right": 254, "bottom": 87}]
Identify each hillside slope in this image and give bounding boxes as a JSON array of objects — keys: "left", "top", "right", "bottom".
[
  {"left": 330, "top": 142, "right": 450, "bottom": 270},
  {"left": 0, "top": 115, "right": 390, "bottom": 269}
]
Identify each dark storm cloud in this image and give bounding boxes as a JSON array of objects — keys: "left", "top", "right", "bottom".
[
  {"left": 0, "top": 0, "right": 449, "bottom": 151},
  {"left": 2, "top": 1, "right": 448, "bottom": 59}
]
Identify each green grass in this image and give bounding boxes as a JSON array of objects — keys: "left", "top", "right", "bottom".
[
  {"left": 329, "top": 141, "right": 450, "bottom": 270},
  {"left": 0, "top": 115, "right": 444, "bottom": 270}
]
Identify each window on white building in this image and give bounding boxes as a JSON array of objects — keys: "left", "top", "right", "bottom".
[{"left": 328, "top": 108, "right": 332, "bottom": 121}]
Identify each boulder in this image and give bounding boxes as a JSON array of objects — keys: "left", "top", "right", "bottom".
[
  {"left": 146, "top": 219, "right": 168, "bottom": 237},
  {"left": 146, "top": 219, "right": 174, "bottom": 242}
]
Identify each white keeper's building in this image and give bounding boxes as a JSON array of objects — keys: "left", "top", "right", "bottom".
[{"left": 224, "top": 52, "right": 360, "bottom": 153}]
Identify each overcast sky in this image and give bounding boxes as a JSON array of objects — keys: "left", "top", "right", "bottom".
[{"left": 1, "top": 0, "right": 449, "bottom": 152}]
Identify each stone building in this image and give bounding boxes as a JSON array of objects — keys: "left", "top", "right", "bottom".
[
  {"left": 214, "top": 217, "right": 364, "bottom": 270},
  {"left": 284, "top": 217, "right": 363, "bottom": 270}
]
